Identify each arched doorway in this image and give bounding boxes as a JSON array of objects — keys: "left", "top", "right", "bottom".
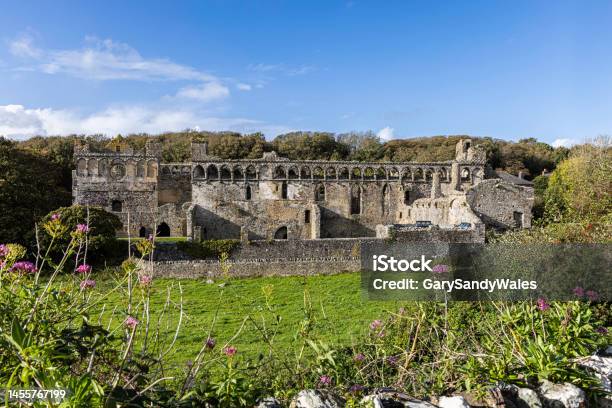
[
  {"left": 274, "top": 226, "right": 288, "bottom": 240},
  {"left": 157, "top": 222, "right": 170, "bottom": 237},
  {"left": 139, "top": 226, "right": 146, "bottom": 238}
]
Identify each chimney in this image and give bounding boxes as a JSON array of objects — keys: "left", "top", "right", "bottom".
[{"left": 518, "top": 171, "right": 524, "bottom": 179}]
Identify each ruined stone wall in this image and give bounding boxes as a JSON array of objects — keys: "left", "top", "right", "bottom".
[{"left": 466, "top": 179, "right": 534, "bottom": 229}]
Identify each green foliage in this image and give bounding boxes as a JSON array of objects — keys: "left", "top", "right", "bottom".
[
  {"left": 0, "top": 137, "right": 72, "bottom": 247},
  {"left": 177, "top": 239, "right": 240, "bottom": 259},
  {"left": 40, "top": 206, "right": 123, "bottom": 263}
]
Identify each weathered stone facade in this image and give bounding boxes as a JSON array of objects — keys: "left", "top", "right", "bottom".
[{"left": 72, "top": 138, "right": 533, "bottom": 240}]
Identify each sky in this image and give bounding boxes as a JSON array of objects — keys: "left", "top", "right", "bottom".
[{"left": 1, "top": 1, "right": 611, "bottom": 147}]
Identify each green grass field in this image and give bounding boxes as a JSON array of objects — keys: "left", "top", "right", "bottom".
[{"left": 94, "top": 272, "right": 403, "bottom": 368}]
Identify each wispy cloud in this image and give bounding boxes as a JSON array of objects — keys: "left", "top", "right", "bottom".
[
  {"left": 9, "top": 36, "right": 216, "bottom": 82},
  {"left": 248, "top": 63, "right": 316, "bottom": 76},
  {"left": 0, "top": 103, "right": 291, "bottom": 139},
  {"left": 175, "top": 81, "right": 230, "bottom": 102},
  {"left": 236, "top": 83, "right": 252, "bottom": 91},
  {"left": 377, "top": 126, "right": 395, "bottom": 141}
]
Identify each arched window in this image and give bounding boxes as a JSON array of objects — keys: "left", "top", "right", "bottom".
[
  {"left": 281, "top": 182, "right": 288, "bottom": 199},
  {"left": 315, "top": 183, "right": 325, "bottom": 201},
  {"left": 246, "top": 185, "right": 252, "bottom": 200},
  {"left": 137, "top": 161, "right": 145, "bottom": 177},
  {"left": 156, "top": 222, "right": 170, "bottom": 237},
  {"left": 220, "top": 166, "right": 231, "bottom": 180},
  {"left": 351, "top": 185, "right": 361, "bottom": 215},
  {"left": 206, "top": 164, "right": 218, "bottom": 179},
  {"left": 246, "top": 165, "right": 257, "bottom": 180},
  {"left": 139, "top": 226, "right": 146, "bottom": 238},
  {"left": 404, "top": 190, "right": 411, "bottom": 205},
  {"left": 461, "top": 168, "right": 471, "bottom": 182},
  {"left": 381, "top": 184, "right": 390, "bottom": 215},
  {"left": 111, "top": 200, "right": 122, "bottom": 212},
  {"left": 193, "top": 165, "right": 204, "bottom": 178},
  {"left": 274, "top": 226, "right": 288, "bottom": 239}
]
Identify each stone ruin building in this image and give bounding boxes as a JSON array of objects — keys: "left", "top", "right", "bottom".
[{"left": 72, "top": 138, "right": 533, "bottom": 242}]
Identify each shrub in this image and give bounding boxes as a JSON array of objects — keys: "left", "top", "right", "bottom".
[{"left": 177, "top": 239, "right": 240, "bottom": 259}]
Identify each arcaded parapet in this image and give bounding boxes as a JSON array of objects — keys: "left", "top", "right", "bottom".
[{"left": 466, "top": 179, "right": 534, "bottom": 229}]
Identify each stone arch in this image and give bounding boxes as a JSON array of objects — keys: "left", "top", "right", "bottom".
[
  {"left": 461, "top": 167, "right": 471, "bottom": 181},
  {"left": 76, "top": 158, "right": 87, "bottom": 176},
  {"left": 98, "top": 159, "right": 109, "bottom": 177},
  {"left": 246, "top": 165, "right": 257, "bottom": 180},
  {"left": 157, "top": 222, "right": 170, "bottom": 237},
  {"left": 274, "top": 165, "right": 286, "bottom": 179},
  {"left": 206, "top": 164, "right": 218, "bottom": 179},
  {"left": 245, "top": 184, "right": 252, "bottom": 200},
  {"left": 193, "top": 165, "right": 205, "bottom": 178},
  {"left": 326, "top": 167, "right": 337, "bottom": 179},
  {"left": 258, "top": 165, "right": 270, "bottom": 179},
  {"left": 414, "top": 168, "right": 423, "bottom": 180},
  {"left": 376, "top": 167, "right": 386, "bottom": 180},
  {"left": 233, "top": 165, "right": 244, "bottom": 180},
  {"left": 162, "top": 166, "right": 171, "bottom": 175},
  {"left": 425, "top": 168, "right": 433, "bottom": 181},
  {"left": 288, "top": 166, "right": 299, "bottom": 179},
  {"left": 313, "top": 166, "right": 324, "bottom": 180},
  {"left": 388, "top": 167, "right": 399, "bottom": 180},
  {"left": 338, "top": 167, "right": 349, "bottom": 180},
  {"left": 300, "top": 166, "right": 311, "bottom": 179},
  {"left": 220, "top": 165, "right": 232, "bottom": 180},
  {"left": 401, "top": 167, "right": 412, "bottom": 181},
  {"left": 274, "top": 226, "right": 288, "bottom": 240},
  {"left": 381, "top": 184, "right": 390, "bottom": 215},
  {"left": 281, "top": 181, "right": 288, "bottom": 199},
  {"left": 363, "top": 167, "right": 375, "bottom": 180},
  {"left": 137, "top": 160, "right": 145, "bottom": 178},
  {"left": 315, "top": 183, "right": 325, "bottom": 201},
  {"left": 87, "top": 159, "right": 97, "bottom": 176},
  {"left": 146, "top": 160, "right": 157, "bottom": 178},
  {"left": 352, "top": 167, "right": 362, "bottom": 179},
  {"left": 438, "top": 167, "right": 447, "bottom": 181},
  {"left": 125, "top": 160, "right": 136, "bottom": 177},
  {"left": 350, "top": 184, "right": 362, "bottom": 214}
]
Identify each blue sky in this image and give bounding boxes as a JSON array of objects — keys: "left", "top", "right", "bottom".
[{"left": 1, "top": 1, "right": 611, "bottom": 146}]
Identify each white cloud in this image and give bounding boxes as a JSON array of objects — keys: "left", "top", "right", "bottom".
[
  {"left": 248, "top": 63, "right": 316, "bottom": 76},
  {"left": 175, "top": 82, "right": 230, "bottom": 102},
  {"left": 0, "top": 104, "right": 289, "bottom": 139},
  {"left": 552, "top": 138, "right": 577, "bottom": 148},
  {"left": 236, "top": 83, "right": 252, "bottom": 91},
  {"left": 10, "top": 36, "right": 216, "bottom": 82},
  {"left": 377, "top": 126, "right": 395, "bottom": 141}
]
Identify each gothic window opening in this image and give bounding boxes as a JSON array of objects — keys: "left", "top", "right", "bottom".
[
  {"left": 381, "top": 184, "right": 390, "bottom": 215},
  {"left": 461, "top": 168, "right": 471, "bottom": 182},
  {"left": 513, "top": 211, "right": 524, "bottom": 228},
  {"left": 404, "top": 190, "right": 411, "bottom": 205},
  {"left": 206, "top": 164, "right": 218, "bottom": 179},
  {"left": 246, "top": 185, "right": 252, "bottom": 200},
  {"left": 315, "top": 184, "right": 325, "bottom": 201},
  {"left": 350, "top": 185, "right": 361, "bottom": 215},
  {"left": 111, "top": 200, "right": 122, "bottom": 212},
  {"left": 304, "top": 210, "right": 311, "bottom": 224},
  {"left": 139, "top": 226, "right": 146, "bottom": 238}
]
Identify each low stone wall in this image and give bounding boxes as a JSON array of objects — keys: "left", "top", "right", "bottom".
[{"left": 147, "top": 256, "right": 361, "bottom": 279}]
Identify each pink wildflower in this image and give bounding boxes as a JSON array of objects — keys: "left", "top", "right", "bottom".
[
  {"left": 75, "top": 264, "right": 92, "bottom": 274},
  {"left": 319, "top": 375, "right": 332, "bottom": 386},
  {"left": 354, "top": 353, "right": 365, "bottom": 362},
  {"left": 205, "top": 337, "right": 216, "bottom": 350},
  {"left": 139, "top": 274, "right": 153, "bottom": 286},
  {"left": 596, "top": 327, "right": 608, "bottom": 335},
  {"left": 349, "top": 384, "right": 365, "bottom": 394},
  {"left": 0, "top": 244, "right": 8, "bottom": 258},
  {"left": 573, "top": 287, "right": 585, "bottom": 297},
  {"left": 76, "top": 224, "right": 89, "bottom": 234},
  {"left": 223, "top": 346, "right": 237, "bottom": 357},
  {"left": 50, "top": 213, "right": 61, "bottom": 221},
  {"left": 10, "top": 261, "right": 37, "bottom": 274},
  {"left": 432, "top": 264, "right": 449, "bottom": 273},
  {"left": 80, "top": 279, "right": 96, "bottom": 290},
  {"left": 369, "top": 319, "right": 382, "bottom": 331},
  {"left": 586, "top": 290, "right": 599, "bottom": 302},
  {"left": 536, "top": 298, "right": 550, "bottom": 311},
  {"left": 124, "top": 316, "right": 139, "bottom": 329}
]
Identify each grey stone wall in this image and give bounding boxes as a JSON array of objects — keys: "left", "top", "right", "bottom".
[{"left": 466, "top": 179, "right": 534, "bottom": 229}]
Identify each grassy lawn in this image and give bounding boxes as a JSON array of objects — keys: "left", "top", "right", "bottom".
[{"left": 94, "top": 272, "right": 404, "bottom": 369}]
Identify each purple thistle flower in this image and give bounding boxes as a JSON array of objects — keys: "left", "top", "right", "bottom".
[
  {"left": 223, "top": 346, "right": 237, "bottom": 357},
  {"left": 0, "top": 244, "right": 8, "bottom": 259},
  {"left": 586, "top": 290, "right": 599, "bottom": 302},
  {"left": 124, "top": 316, "right": 139, "bottom": 329},
  {"left": 50, "top": 213, "right": 61, "bottom": 222},
  {"left": 369, "top": 319, "right": 382, "bottom": 331},
  {"left": 205, "top": 337, "right": 216, "bottom": 350},
  {"left": 536, "top": 298, "right": 550, "bottom": 311},
  {"left": 432, "top": 264, "right": 449, "bottom": 273},
  {"left": 76, "top": 224, "right": 89, "bottom": 234},
  {"left": 387, "top": 355, "right": 399, "bottom": 366},
  {"left": 596, "top": 327, "right": 608, "bottom": 335},
  {"left": 319, "top": 375, "right": 332, "bottom": 386},
  {"left": 10, "top": 261, "right": 37, "bottom": 274},
  {"left": 75, "top": 264, "right": 92, "bottom": 274},
  {"left": 349, "top": 384, "right": 365, "bottom": 394},
  {"left": 354, "top": 353, "right": 365, "bottom": 362},
  {"left": 80, "top": 279, "right": 96, "bottom": 290},
  {"left": 573, "top": 286, "right": 585, "bottom": 297},
  {"left": 139, "top": 274, "right": 153, "bottom": 286}
]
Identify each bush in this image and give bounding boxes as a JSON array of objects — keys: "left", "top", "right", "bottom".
[{"left": 40, "top": 206, "right": 122, "bottom": 264}]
